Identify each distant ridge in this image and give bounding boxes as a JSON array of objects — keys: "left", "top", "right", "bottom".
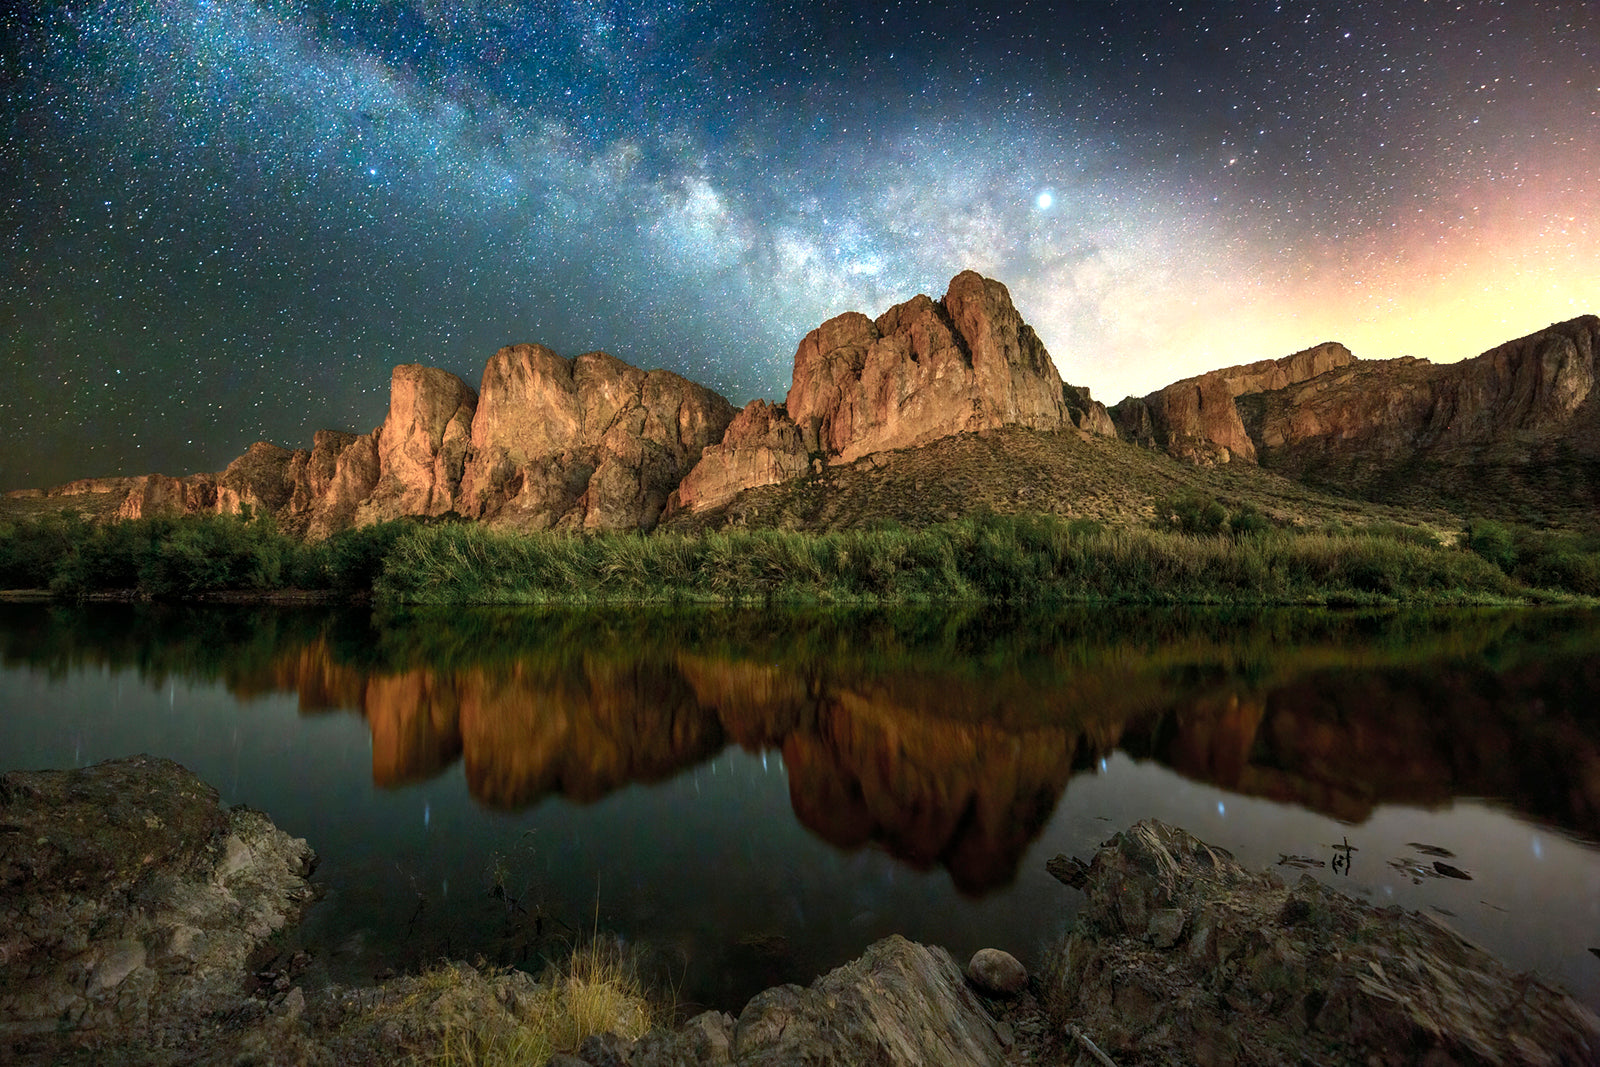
[{"left": 7, "top": 279, "right": 1597, "bottom": 534}]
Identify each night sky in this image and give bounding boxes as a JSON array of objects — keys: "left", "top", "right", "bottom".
[{"left": 2, "top": 1, "right": 1596, "bottom": 490}]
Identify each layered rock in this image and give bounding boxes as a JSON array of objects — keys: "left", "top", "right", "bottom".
[
  {"left": 457, "top": 345, "right": 735, "bottom": 531},
  {"left": 1238, "top": 316, "right": 1600, "bottom": 501},
  {"left": 354, "top": 364, "right": 476, "bottom": 525},
  {"left": 1111, "top": 340, "right": 1355, "bottom": 465},
  {"left": 0, "top": 757, "right": 318, "bottom": 1062},
  {"left": 15, "top": 346, "right": 733, "bottom": 537},
  {"left": 1045, "top": 820, "right": 1600, "bottom": 1065},
  {"left": 672, "top": 271, "right": 1113, "bottom": 514}
]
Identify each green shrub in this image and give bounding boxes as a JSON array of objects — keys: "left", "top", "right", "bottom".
[
  {"left": 1156, "top": 492, "right": 1228, "bottom": 535},
  {"left": 1466, "top": 519, "right": 1517, "bottom": 571}
]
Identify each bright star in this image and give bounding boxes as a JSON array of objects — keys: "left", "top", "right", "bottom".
[{"left": 1035, "top": 190, "right": 1054, "bottom": 210}]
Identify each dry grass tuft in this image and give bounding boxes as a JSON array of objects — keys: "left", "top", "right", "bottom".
[{"left": 349, "top": 938, "right": 655, "bottom": 1067}]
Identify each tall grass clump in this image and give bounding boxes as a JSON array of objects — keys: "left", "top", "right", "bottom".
[
  {"left": 367, "top": 938, "right": 654, "bottom": 1066},
  {"left": 376, "top": 512, "right": 1535, "bottom": 607},
  {"left": 1464, "top": 519, "right": 1600, "bottom": 595}
]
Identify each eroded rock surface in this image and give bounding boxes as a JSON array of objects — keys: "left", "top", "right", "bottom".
[
  {"left": 621, "top": 935, "right": 1008, "bottom": 1066},
  {"left": 1112, "top": 341, "right": 1355, "bottom": 465},
  {"left": 1045, "top": 819, "right": 1600, "bottom": 1066},
  {"left": 671, "top": 271, "right": 1113, "bottom": 514},
  {"left": 355, "top": 363, "right": 477, "bottom": 525},
  {"left": 458, "top": 346, "right": 735, "bottom": 531},
  {"left": 0, "top": 756, "right": 318, "bottom": 1064}
]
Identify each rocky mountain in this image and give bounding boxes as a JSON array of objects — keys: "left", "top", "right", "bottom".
[
  {"left": 671, "top": 270, "right": 1114, "bottom": 514},
  {"left": 8, "top": 275, "right": 1596, "bottom": 534},
  {"left": 1110, "top": 342, "right": 1355, "bottom": 466},
  {"left": 8, "top": 271, "right": 1111, "bottom": 536},
  {"left": 1106, "top": 314, "right": 1600, "bottom": 521}
]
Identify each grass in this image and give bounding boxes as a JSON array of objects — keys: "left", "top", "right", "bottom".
[
  {"left": 354, "top": 938, "right": 655, "bottom": 1066},
  {"left": 372, "top": 512, "right": 1542, "bottom": 607},
  {"left": 4, "top": 501, "right": 1596, "bottom": 606}
]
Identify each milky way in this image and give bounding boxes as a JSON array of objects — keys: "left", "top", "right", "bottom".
[{"left": 2, "top": 0, "right": 1596, "bottom": 489}]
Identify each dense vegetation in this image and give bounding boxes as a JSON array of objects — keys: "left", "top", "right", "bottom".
[{"left": 3, "top": 502, "right": 1596, "bottom": 605}]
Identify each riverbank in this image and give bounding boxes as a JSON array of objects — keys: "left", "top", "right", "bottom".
[
  {"left": 3, "top": 757, "right": 1597, "bottom": 1065},
  {"left": 4, "top": 509, "right": 1599, "bottom": 606}
]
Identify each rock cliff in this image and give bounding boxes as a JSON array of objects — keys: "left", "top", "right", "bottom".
[
  {"left": 1237, "top": 315, "right": 1600, "bottom": 511},
  {"left": 1111, "top": 341, "right": 1355, "bottom": 465},
  {"left": 672, "top": 271, "right": 1113, "bottom": 514},
  {"left": 1113, "top": 316, "right": 1600, "bottom": 519},
  {"left": 17, "top": 347, "right": 733, "bottom": 537},
  {"left": 457, "top": 345, "right": 734, "bottom": 531}
]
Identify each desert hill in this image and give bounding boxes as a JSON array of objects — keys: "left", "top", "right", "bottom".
[{"left": 6, "top": 272, "right": 1596, "bottom": 535}]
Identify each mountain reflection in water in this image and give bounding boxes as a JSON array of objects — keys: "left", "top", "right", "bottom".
[{"left": 6, "top": 604, "right": 1599, "bottom": 896}]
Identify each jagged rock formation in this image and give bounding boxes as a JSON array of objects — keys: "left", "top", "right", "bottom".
[
  {"left": 0, "top": 757, "right": 319, "bottom": 1063},
  {"left": 1111, "top": 317, "right": 1600, "bottom": 521},
  {"left": 354, "top": 365, "right": 476, "bottom": 526},
  {"left": 672, "top": 271, "right": 1113, "bottom": 514},
  {"left": 1238, "top": 315, "right": 1600, "bottom": 513},
  {"left": 457, "top": 345, "right": 735, "bottom": 531},
  {"left": 16, "top": 348, "right": 733, "bottom": 537},
  {"left": 1111, "top": 341, "right": 1355, "bottom": 465},
  {"left": 1045, "top": 820, "right": 1600, "bottom": 1065},
  {"left": 12, "top": 280, "right": 1596, "bottom": 534}
]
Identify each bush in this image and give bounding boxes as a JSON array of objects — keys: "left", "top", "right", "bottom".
[
  {"left": 1228, "top": 503, "right": 1271, "bottom": 538},
  {"left": 1156, "top": 492, "right": 1227, "bottom": 535},
  {"left": 1466, "top": 520, "right": 1517, "bottom": 571}
]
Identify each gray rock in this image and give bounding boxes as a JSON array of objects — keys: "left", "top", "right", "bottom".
[
  {"left": 0, "top": 757, "right": 318, "bottom": 1063},
  {"left": 1146, "top": 907, "right": 1187, "bottom": 949},
  {"left": 966, "top": 947, "right": 1028, "bottom": 996},
  {"left": 733, "top": 935, "right": 1006, "bottom": 1066},
  {"left": 1045, "top": 819, "right": 1600, "bottom": 1066}
]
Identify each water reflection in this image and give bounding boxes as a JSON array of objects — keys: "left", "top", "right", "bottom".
[{"left": 2, "top": 603, "right": 1598, "bottom": 1008}]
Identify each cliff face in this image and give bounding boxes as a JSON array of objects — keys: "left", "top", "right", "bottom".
[
  {"left": 1238, "top": 316, "right": 1600, "bottom": 495},
  {"left": 1111, "top": 341, "right": 1356, "bottom": 465},
  {"left": 457, "top": 346, "right": 735, "bottom": 531},
  {"left": 1115, "top": 316, "right": 1600, "bottom": 512},
  {"left": 18, "top": 280, "right": 1596, "bottom": 534},
  {"left": 24, "top": 347, "right": 734, "bottom": 537},
  {"left": 673, "top": 270, "right": 1113, "bottom": 514}
]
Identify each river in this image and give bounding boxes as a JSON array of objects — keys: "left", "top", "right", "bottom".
[{"left": 1, "top": 602, "right": 1597, "bottom": 1013}]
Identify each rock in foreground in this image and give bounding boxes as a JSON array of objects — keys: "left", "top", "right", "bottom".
[
  {"left": 619, "top": 935, "right": 1007, "bottom": 1066},
  {"left": 1046, "top": 819, "right": 1600, "bottom": 1066},
  {"left": 0, "top": 756, "right": 319, "bottom": 1064}
]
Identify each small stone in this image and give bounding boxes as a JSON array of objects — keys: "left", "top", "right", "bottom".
[
  {"left": 274, "top": 986, "right": 305, "bottom": 1021},
  {"left": 1148, "top": 908, "right": 1187, "bottom": 949},
  {"left": 966, "top": 947, "right": 1028, "bottom": 996},
  {"left": 89, "top": 939, "right": 147, "bottom": 994}
]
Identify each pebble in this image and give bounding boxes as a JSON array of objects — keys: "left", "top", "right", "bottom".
[{"left": 967, "top": 947, "right": 1028, "bottom": 996}]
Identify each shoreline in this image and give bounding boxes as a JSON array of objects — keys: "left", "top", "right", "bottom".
[{"left": 3, "top": 757, "right": 1597, "bottom": 1065}]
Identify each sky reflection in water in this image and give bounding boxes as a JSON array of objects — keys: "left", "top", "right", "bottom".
[{"left": 1, "top": 603, "right": 1597, "bottom": 1012}]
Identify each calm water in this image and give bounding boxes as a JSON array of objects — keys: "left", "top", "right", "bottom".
[{"left": 1, "top": 603, "right": 1598, "bottom": 1012}]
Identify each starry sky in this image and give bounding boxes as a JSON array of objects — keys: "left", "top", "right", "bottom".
[{"left": 2, "top": 0, "right": 1596, "bottom": 490}]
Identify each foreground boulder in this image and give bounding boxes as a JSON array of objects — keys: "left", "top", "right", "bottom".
[
  {"left": 0, "top": 756, "right": 318, "bottom": 1063},
  {"left": 617, "top": 935, "right": 1007, "bottom": 1066},
  {"left": 1046, "top": 820, "right": 1600, "bottom": 1066}
]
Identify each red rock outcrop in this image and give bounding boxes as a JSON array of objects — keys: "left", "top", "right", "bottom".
[
  {"left": 456, "top": 346, "right": 735, "bottom": 531},
  {"left": 1111, "top": 341, "right": 1355, "bottom": 465},
  {"left": 19, "top": 346, "right": 732, "bottom": 536},
  {"left": 354, "top": 364, "right": 476, "bottom": 525},
  {"left": 1240, "top": 316, "right": 1600, "bottom": 485},
  {"left": 672, "top": 271, "right": 1113, "bottom": 514}
]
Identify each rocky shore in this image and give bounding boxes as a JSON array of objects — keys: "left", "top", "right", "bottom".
[{"left": 3, "top": 757, "right": 1597, "bottom": 1065}]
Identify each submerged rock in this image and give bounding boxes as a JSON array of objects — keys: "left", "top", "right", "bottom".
[
  {"left": 1045, "top": 819, "right": 1600, "bottom": 1066},
  {"left": 0, "top": 755, "right": 318, "bottom": 1063}
]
